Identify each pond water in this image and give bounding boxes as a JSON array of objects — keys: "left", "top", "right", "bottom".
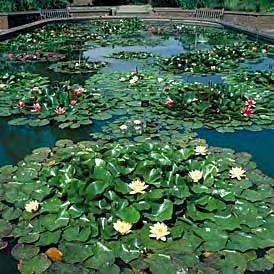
[{"left": 0, "top": 20, "right": 274, "bottom": 274}]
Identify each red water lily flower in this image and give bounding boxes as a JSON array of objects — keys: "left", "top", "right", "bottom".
[
  {"left": 241, "top": 107, "right": 253, "bottom": 117},
  {"left": 32, "top": 103, "right": 42, "bottom": 112},
  {"left": 55, "top": 107, "right": 65, "bottom": 115},
  {"left": 245, "top": 99, "right": 256, "bottom": 108},
  {"left": 70, "top": 99, "right": 77, "bottom": 106},
  {"left": 165, "top": 99, "right": 174, "bottom": 108},
  {"left": 16, "top": 101, "right": 25, "bottom": 109},
  {"left": 71, "top": 88, "right": 87, "bottom": 95}
]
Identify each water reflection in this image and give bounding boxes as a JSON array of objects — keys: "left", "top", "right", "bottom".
[{"left": 197, "top": 128, "right": 274, "bottom": 177}]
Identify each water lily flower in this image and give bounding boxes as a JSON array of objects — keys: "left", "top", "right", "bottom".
[
  {"left": 119, "top": 77, "right": 126, "bottom": 82},
  {"left": 157, "top": 77, "right": 164, "bottom": 83},
  {"left": 16, "top": 101, "right": 25, "bottom": 109},
  {"left": 262, "top": 49, "right": 267, "bottom": 54},
  {"left": 133, "top": 120, "right": 142, "bottom": 126},
  {"left": 245, "top": 99, "right": 256, "bottom": 108},
  {"left": 70, "top": 99, "right": 77, "bottom": 106},
  {"left": 189, "top": 170, "right": 203, "bottom": 182},
  {"left": 129, "top": 178, "right": 149, "bottom": 194},
  {"left": 71, "top": 88, "right": 86, "bottom": 95},
  {"left": 129, "top": 75, "right": 139, "bottom": 84},
  {"left": 241, "top": 107, "right": 253, "bottom": 117},
  {"left": 195, "top": 145, "right": 208, "bottom": 156},
  {"left": 32, "top": 103, "right": 42, "bottom": 112},
  {"left": 75, "top": 62, "right": 80, "bottom": 67},
  {"left": 211, "top": 66, "right": 216, "bottom": 71},
  {"left": 113, "top": 219, "right": 132, "bottom": 235},
  {"left": 55, "top": 107, "right": 65, "bottom": 115},
  {"left": 119, "top": 124, "right": 128, "bottom": 131},
  {"left": 25, "top": 200, "right": 39, "bottom": 213},
  {"left": 229, "top": 167, "right": 246, "bottom": 180},
  {"left": 7, "top": 53, "right": 13, "bottom": 60},
  {"left": 165, "top": 99, "right": 174, "bottom": 108},
  {"left": 149, "top": 222, "right": 170, "bottom": 241}
]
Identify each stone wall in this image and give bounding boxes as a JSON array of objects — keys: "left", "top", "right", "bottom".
[
  {"left": 72, "top": 0, "right": 93, "bottom": 6},
  {"left": 0, "top": 7, "right": 273, "bottom": 37},
  {"left": 0, "top": 14, "right": 8, "bottom": 29}
]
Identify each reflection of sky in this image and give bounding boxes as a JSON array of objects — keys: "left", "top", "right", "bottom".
[
  {"left": 242, "top": 56, "right": 274, "bottom": 72},
  {"left": 180, "top": 73, "right": 225, "bottom": 84}
]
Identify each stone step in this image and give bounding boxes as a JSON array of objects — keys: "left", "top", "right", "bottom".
[{"left": 116, "top": 5, "right": 153, "bottom": 15}]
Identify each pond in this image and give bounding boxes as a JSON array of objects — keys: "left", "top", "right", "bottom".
[{"left": 0, "top": 19, "right": 274, "bottom": 274}]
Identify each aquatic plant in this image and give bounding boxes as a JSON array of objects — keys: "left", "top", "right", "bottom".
[
  {"left": 49, "top": 60, "right": 108, "bottom": 74},
  {"left": 0, "top": 73, "right": 113, "bottom": 129},
  {"left": 1, "top": 139, "right": 274, "bottom": 273},
  {"left": 161, "top": 41, "right": 271, "bottom": 73},
  {"left": 5, "top": 51, "right": 65, "bottom": 63},
  {"left": 108, "top": 51, "right": 155, "bottom": 60}
]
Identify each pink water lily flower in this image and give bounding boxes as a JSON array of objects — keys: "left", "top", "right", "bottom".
[
  {"left": 241, "top": 107, "right": 253, "bottom": 117},
  {"left": 7, "top": 53, "right": 14, "bottom": 60},
  {"left": 16, "top": 101, "right": 25, "bottom": 109},
  {"left": 55, "top": 107, "right": 65, "bottom": 115},
  {"left": 71, "top": 88, "right": 87, "bottom": 95},
  {"left": 70, "top": 99, "right": 77, "bottom": 106},
  {"left": 165, "top": 99, "right": 174, "bottom": 108},
  {"left": 32, "top": 103, "right": 42, "bottom": 112},
  {"left": 245, "top": 99, "right": 256, "bottom": 108}
]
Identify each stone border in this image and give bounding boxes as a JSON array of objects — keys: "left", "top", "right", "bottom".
[{"left": 0, "top": 15, "right": 273, "bottom": 43}]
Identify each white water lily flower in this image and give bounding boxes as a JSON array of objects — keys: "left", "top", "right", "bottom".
[
  {"left": 129, "top": 178, "right": 149, "bottom": 194},
  {"left": 195, "top": 145, "right": 208, "bottom": 156},
  {"left": 119, "top": 124, "right": 128, "bottom": 131},
  {"left": 133, "top": 120, "right": 142, "bottom": 126},
  {"left": 75, "top": 62, "right": 80, "bottom": 67},
  {"left": 262, "top": 49, "right": 267, "bottom": 54},
  {"left": 129, "top": 75, "right": 139, "bottom": 84},
  {"left": 229, "top": 167, "right": 246, "bottom": 180},
  {"left": 149, "top": 222, "right": 170, "bottom": 241},
  {"left": 113, "top": 219, "right": 132, "bottom": 235},
  {"left": 25, "top": 200, "right": 39, "bottom": 213},
  {"left": 157, "top": 77, "right": 164, "bottom": 83},
  {"left": 189, "top": 170, "right": 203, "bottom": 183},
  {"left": 119, "top": 77, "right": 126, "bottom": 82}
]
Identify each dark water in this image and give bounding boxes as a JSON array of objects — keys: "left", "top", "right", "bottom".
[
  {"left": 1, "top": 28, "right": 274, "bottom": 274},
  {"left": 198, "top": 128, "right": 274, "bottom": 178}
]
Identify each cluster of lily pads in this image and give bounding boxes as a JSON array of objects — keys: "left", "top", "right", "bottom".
[
  {"left": 1, "top": 139, "right": 274, "bottom": 273},
  {"left": 161, "top": 41, "right": 271, "bottom": 73},
  {"left": 85, "top": 70, "right": 274, "bottom": 133},
  {"left": 5, "top": 51, "right": 65, "bottom": 63},
  {"left": 49, "top": 60, "right": 107, "bottom": 75},
  {"left": 0, "top": 73, "right": 114, "bottom": 129},
  {"left": 108, "top": 51, "right": 155, "bottom": 60}
]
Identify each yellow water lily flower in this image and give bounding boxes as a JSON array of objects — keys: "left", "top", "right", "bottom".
[
  {"left": 149, "top": 222, "right": 170, "bottom": 241},
  {"left": 113, "top": 219, "right": 132, "bottom": 235},
  {"left": 129, "top": 178, "right": 149, "bottom": 194},
  {"left": 189, "top": 170, "right": 203, "bottom": 182},
  {"left": 25, "top": 200, "right": 39, "bottom": 213},
  {"left": 229, "top": 167, "right": 246, "bottom": 180},
  {"left": 194, "top": 145, "right": 208, "bottom": 156}
]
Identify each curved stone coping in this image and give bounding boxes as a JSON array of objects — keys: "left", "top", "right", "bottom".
[{"left": 0, "top": 16, "right": 273, "bottom": 43}]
